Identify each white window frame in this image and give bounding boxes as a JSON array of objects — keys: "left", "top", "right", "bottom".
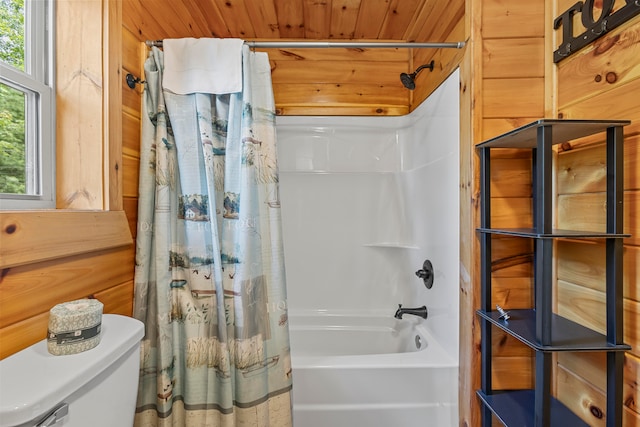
[{"left": 0, "top": 0, "right": 55, "bottom": 209}]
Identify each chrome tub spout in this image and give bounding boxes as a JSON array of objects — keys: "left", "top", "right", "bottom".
[{"left": 394, "top": 304, "right": 428, "bottom": 319}]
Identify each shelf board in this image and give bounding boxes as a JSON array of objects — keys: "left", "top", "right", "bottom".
[
  {"left": 476, "top": 390, "right": 590, "bottom": 427},
  {"left": 475, "top": 119, "right": 630, "bottom": 149},
  {"left": 476, "top": 309, "right": 631, "bottom": 352},
  {"left": 476, "top": 227, "right": 630, "bottom": 239}
]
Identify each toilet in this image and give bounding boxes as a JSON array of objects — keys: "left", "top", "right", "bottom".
[{"left": 0, "top": 314, "right": 144, "bottom": 427}]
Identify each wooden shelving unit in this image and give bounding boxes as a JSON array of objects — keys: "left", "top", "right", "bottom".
[{"left": 476, "top": 119, "right": 631, "bottom": 427}]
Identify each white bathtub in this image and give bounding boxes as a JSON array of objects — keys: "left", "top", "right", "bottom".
[{"left": 289, "top": 312, "right": 458, "bottom": 427}]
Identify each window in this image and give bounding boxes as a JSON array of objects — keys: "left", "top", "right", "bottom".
[{"left": 0, "top": 0, "right": 54, "bottom": 209}]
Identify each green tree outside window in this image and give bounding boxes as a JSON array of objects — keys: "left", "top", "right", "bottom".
[{"left": 0, "top": 0, "right": 26, "bottom": 194}]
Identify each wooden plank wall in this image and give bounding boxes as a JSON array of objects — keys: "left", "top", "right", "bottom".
[
  {"left": 55, "top": 0, "right": 104, "bottom": 209},
  {"left": 0, "top": 219, "right": 134, "bottom": 359},
  {"left": 0, "top": 0, "right": 134, "bottom": 360},
  {"left": 461, "top": 4, "right": 547, "bottom": 426},
  {"left": 410, "top": 0, "right": 466, "bottom": 111},
  {"left": 459, "top": 0, "right": 640, "bottom": 425},
  {"left": 120, "top": 0, "right": 472, "bottom": 116},
  {"left": 552, "top": 0, "right": 640, "bottom": 423},
  {"left": 122, "top": 0, "right": 413, "bottom": 115},
  {"left": 121, "top": 27, "right": 144, "bottom": 239},
  {"left": 265, "top": 46, "right": 409, "bottom": 115}
]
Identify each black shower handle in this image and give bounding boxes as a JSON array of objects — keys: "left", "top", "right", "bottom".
[{"left": 415, "top": 259, "right": 434, "bottom": 289}]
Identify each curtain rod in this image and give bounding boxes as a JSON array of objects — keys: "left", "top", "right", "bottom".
[{"left": 145, "top": 40, "right": 465, "bottom": 49}]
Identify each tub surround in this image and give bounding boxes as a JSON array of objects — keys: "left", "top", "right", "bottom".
[
  {"left": 277, "top": 70, "right": 460, "bottom": 426},
  {"left": 277, "top": 70, "right": 460, "bottom": 358}
]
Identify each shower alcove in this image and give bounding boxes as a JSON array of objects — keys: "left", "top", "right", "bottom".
[{"left": 276, "top": 70, "right": 461, "bottom": 427}]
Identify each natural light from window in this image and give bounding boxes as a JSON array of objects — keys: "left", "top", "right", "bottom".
[{"left": 0, "top": 0, "right": 54, "bottom": 209}]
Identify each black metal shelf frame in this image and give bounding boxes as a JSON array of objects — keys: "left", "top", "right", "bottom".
[{"left": 477, "top": 119, "right": 630, "bottom": 427}]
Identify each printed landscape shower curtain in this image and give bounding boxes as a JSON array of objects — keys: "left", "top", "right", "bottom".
[{"left": 133, "top": 45, "right": 292, "bottom": 427}]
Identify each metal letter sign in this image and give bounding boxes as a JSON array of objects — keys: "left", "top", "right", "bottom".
[{"left": 554, "top": 0, "right": 640, "bottom": 63}]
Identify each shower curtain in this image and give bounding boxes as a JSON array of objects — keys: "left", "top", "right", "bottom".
[{"left": 133, "top": 44, "right": 292, "bottom": 427}]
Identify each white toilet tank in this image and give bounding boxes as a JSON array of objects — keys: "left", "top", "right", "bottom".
[{"left": 0, "top": 314, "right": 144, "bottom": 427}]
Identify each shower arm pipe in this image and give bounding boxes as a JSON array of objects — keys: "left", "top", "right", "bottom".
[{"left": 145, "top": 40, "right": 465, "bottom": 49}]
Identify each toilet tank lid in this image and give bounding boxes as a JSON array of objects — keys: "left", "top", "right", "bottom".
[{"left": 0, "top": 314, "right": 144, "bottom": 426}]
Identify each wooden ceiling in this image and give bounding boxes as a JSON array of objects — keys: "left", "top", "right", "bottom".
[
  {"left": 128, "top": 0, "right": 459, "bottom": 43},
  {"left": 123, "top": 0, "right": 466, "bottom": 115}
]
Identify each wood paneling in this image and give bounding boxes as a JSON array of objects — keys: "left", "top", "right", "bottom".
[
  {"left": 95, "top": 280, "right": 134, "bottom": 316},
  {"left": 558, "top": 192, "right": 640, "bottom": 246},
  {"left": 408, "top": 0, "right": 464, "bottom": 48},
  {"left": 165, "top": 0, "right": 213, "bottom": 38},
  {"left": 410, "top": 14, "right": 466, "bottom": 111},
  {"left": 273, "top": 0, "right": 305, "bottom": 39},
  {"left": 491, "top": 237, "right": 534, "bottom": 274},
  {"left": 121, "top": 19, "right": 143, "bottom": 255},
  {"left": 483, "top": 78, "right": 545, "bottom": 118},
  {"left": 0, "top": 246, "right": 134, "bottom": 359},
  {"left": 264, "top": 45, "right": 412, "bottom": 110},
  {"left": 377, "top": 0, "right": 422, "bottom": 40},
  {"left": 482, "top": 0, "right": 545, "bottom": 39},
  {"left": 493, "top": 277, "right": 533, "bottom": 308},
  {"left": 558, "top": 351, "right": 640, "bottom": 418},
  {"left": 492, "top": 260, "right": 533, "bottom": 280},
  {"left": 273, "top": 81, "right": 406, "bottom": 104},
  {"left": 122, "top": 26, "right": 143, "bottom": 73},
  {"left": 56, "top": 0, "right": 105, "bottom": 209},
  {"left": 123, "top": 155, "right": 140, "bottom": 199},
  {"left": 303, "top": 0, "right": 331, "bottom": 39},
  {"left": 557, "top": 18, "right": 640, "bottom": 109},
  {"left": 274, "top": 104, "right": 409, "bottom": 116},
  {"left": 123, "top": 81, "right": 142, "bottom": 118},
  {"left": 270, "top": 60, "right": 404, "bottom": 85},
  {"left": 559, "top": 76, "right": 640, "bottom": 136},
  {"left": 0, "top": 211, "right": 132, "bottom": 269},
  {"left": 554, "top": 6, "right": 640, "bottom": 423},
  {"left": 123, "top": 196, "right": 139, "bottom": 237},
  {"left": 0, "top": 311, "right": 50, "bottom": 359},
  {"left": 124, "top": 0, "right": 461, "bottom": 43},
  {"left": 492, "top": 329, "right": 534, "bottom": 357},
  {"left": 490, "top": 158, "right": 531, "bottom": 197},
  {"left": 557, "top": 136, "right": 640, "bottom": 193},
  {"left": 457, "top": 31, "right": 480, "bottom": 427},
  {"left": 0, "top": 1, "right": 136, "bottom": 362},
  {"left": 483, "top": 38, "right": 545, "bottom": 79},
  {"left": 121, "top": 0, "right": 467, "bottom": 116},
  {"left": 263, "top": 46, "right": 407, "bottom": 62},
  {"left": 245, "top": 1, "right": 280, "bottom": 39},
  {"left": 328, "top": 0, "right": 360, "bottom": 39},
  {"left": 467, "top": 0, "right": 546, "bottom": 423},
  {"left": 123, "top": 111, "right": 141, "bottom": 156},
  {"left": 482, "top": 118, "right": 542, "bottom": 141},
  {"left": 558, "top": 280, "right": 640, "bottom": 357},
  {"left": 493, "top": 356, "right": 534, "bottom": 390},
  {"left": 490, "top": 197, "right": 533, "bottom": 228},
  {"left": 623, "top": 354, "right": 640, "bottom": 417},
  {"left": 558, "top": 241, "right": 640, "bottom": 302},
  {"left": 105, "top": 0, "right": 124, "bottom": 211},
  {"left": 556, "top": 363, "right": 609, "bottom": 426},
  {"left": 0, "top": 246, "right": 134, "bottom": 328}
]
